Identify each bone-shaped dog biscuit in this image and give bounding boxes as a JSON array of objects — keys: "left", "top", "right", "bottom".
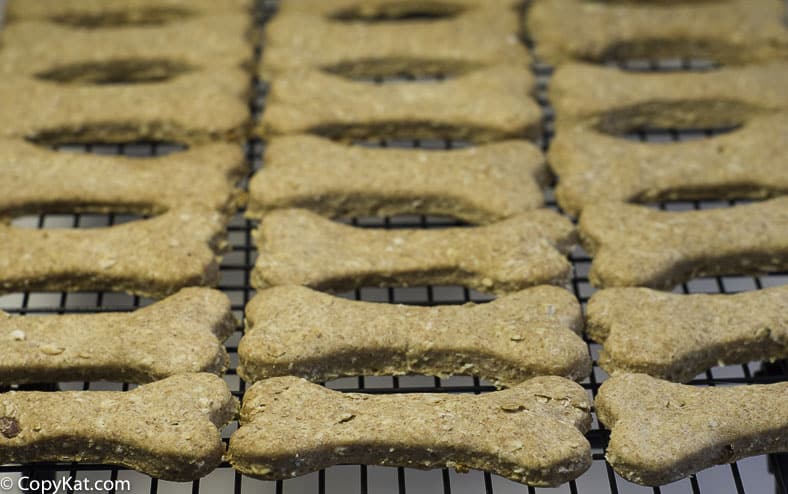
[
  {"left": 579, "top": 197, "right": 788, "bottom": 289},
  {"left": 0, "top": 288, "right": 236, "bottom": 384},
  {"left": 550, "top": 115, "right": 788, "bottom": 216},
  {"left": 276, "top": 0, "right": 519, "bottom": 17},
  {"left": 586, "top": 286, "right": 788, "bottom": 382},
  {"left": 229, "top": 376, "right": 592, "bottom": 486},
  {"left": 258, "top": 65, "right": 540, "bottom": 143},
  {"left": 0, "top": 373, "right": 237, "bottom": 481},
  {"left": 6, "top": 0, "right": 253, "bottom": 25},
  {"left": 0, "top": 16, "right": 253, "bottom": 81},
  {"left": 0, "top": 72, "right": 249, "bottom": 145},
  {"left": 0, "top": 207, "right": 228, "bottom": 298},
  {"left": 261, "top": 9, "right": 527, "bottom": 78},
  {"left": 0, "top": 140, "right": 245, "bottom": 218},
  {"left": 252, "top": 209, "right": 575, "bottom": 294},
  {"left": 550, "top": 63, "right": 788, "bottom": 134},
  {"left": 247, "top": 135, "right": 547, "bottom": 224},
  {"left": 596, "top": 373, "right": 788, "bottom": 486},
  {"left": 527, "top": 0, "right": 788, "bottom": 66},
  {"left": 239, "top": 285, "right": 590, "bottom": 386}
]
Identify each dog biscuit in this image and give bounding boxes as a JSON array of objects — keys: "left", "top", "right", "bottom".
[
  {"left": 239, "top": 285, "right": 590, "bottom": 386},
  {"left": 0, "top": 140, "right": 245, "bottom": 218},
  {"left": 252, "top": 209, "right": 575, "bottom": 294},
  {"left": 0, "top": 373, "right": 237, "bottom": 481},
  {"left": 550, "top": 62, "right": 788, "bottom": 134},
  {"left": 0, "top": 207, "right": 228, "bottom": 298},
  {"left": 527, "top": 0, "right": 788, "bottom": 66},
  {"left": 549, "top": 115, "right": 788, "bottom": 216},
  {"left": 261, "top": 9, "right": 527, "bottom": 78},
  {"left": 6, "top": 0, "right": 252, "bottom": 26},
  {"left": 0, "top": 288, "right": 236, "bottom": 385},
  {"left": 0, "top": 16, "right": 253, "bottom": 82},
  {"left": 247, "top": 135, "right": 547, "bottom": 224},
  {"left": 579, "top": 198, "right": 788, "bottom": 289},
  {"left": 258, "top": 65, "right": 540, "bottom": 142},
  {"left": 596, "top": 373, "right": 788, "bottom": 485},
  {"left": 276, "top": 0, "right": 519, "bottom": 18},
  {"left": 586, "top": 286, "right": 788, "bottom": 382},
  {"left": 0, "top": 72, "right": 250, "bottom": 145},
  {"left": 228, "top": 376, "right": 592, "bottom": 486}
]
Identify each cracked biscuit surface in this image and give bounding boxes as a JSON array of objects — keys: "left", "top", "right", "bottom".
[
  {"left": 596, "top": 373, "right": 788, "bottom": 486},
  {"left": 228, "top": 375, "right": 592, "bottom": 486},
  {"left": 239, "top": 285, "right": 590, "bottom": 386},
  {"left": 252, "top": 209, "right": 575, "bottom": 294},
  {"left": 0, "top": 373, "right": 238, "bottom": 481},
  {"left": 247, "top": 135, "right": 547, "bottom": 224}
]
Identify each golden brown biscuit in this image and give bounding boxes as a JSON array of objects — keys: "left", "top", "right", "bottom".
[
  {"left": 247, "top": 135, "right": 547, "bottom": 224},
  {"left": 0, "top": 207, "right": 229, "bottom": 298},
  {"left": 239, "top": 285, "right": 590, "bottom": 386},
  {"left": 252, "top": 209, "right": 576, "bottom": 294},
  {"left": 596, "top": 373, "right": 788, "bottom": 486},
  {"left": 258, "top": 65, "right": 540, "bottom": 142},
  {"left": 527, "top": 0, "right": 788, "bottom": 66},
  {"left": 586, "top": 286, "right": 788, "bottom": 382},
  {"left": 579, "top": 198, "right": 788, "bottom": 289},
  {"left": 276, "top": 0, "right": 520, "bottom": 18},
  {"left": 228, "top": 376, "right": 592, "bottom": 486},
  {"left": 0, "top": 140, "right": 245, "bottom": 217},
  {"left": 0, "top": 373, "right": 238, "bottom": 481},
  {"left": 0, "top": 288, "right": 236, "bottom": 384}
]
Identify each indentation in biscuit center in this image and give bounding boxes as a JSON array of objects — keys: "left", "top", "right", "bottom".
[
  {"left": 329, "top": 2, "right": 466, "bottom": 22},
  {"left": 35, "top": 59, "right": 197, "bottom": 85},
  {"left": 0, "top": 417, "right": 21, "bottom": 439},
  {"left": 50, "top": 7, "right": 195, "bottom": 29}
]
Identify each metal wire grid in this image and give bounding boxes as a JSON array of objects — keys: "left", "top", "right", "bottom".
[{"left": 0, "top": 0, "right": 787, "bottom": 493}]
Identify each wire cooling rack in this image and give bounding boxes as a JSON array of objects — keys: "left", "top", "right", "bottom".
[{"left": 0, "top": 0, "right": 786, "bottom": 493}]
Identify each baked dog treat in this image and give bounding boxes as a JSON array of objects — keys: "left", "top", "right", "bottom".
[
  {"left": 0, "top": 373, "right": 238, "bottom": 481},
  {"left": 6, "top": 0, "right": 253, "bottom": 26},
  {"left": 550, "top": 62, "right": 788, "bottom": 133},
  {"left": 0, "top": 140, "right": 245, "bottom": 218},
  {"left": 252, "top": 209, "right": 575, "bottom": 294},
  {"left": 0, "top": 207, "right": 228, "bottom": 298},
  {"left": 0, "top": 16, "right": 253, "bottom": 81},
  {"left": 579, "top": 197, "right": 788, "bottom": 289},
  {"left": 527, "top": 0, "right": 788, "bottom": 66},
  {"left": 0, "top": 72, "right": 249, "bottom": 145},
  {"left": 596, "top": 373, "right": 788, "bottom": 486},
  {"left": 550, "top": 115, "right": 788, "bottom": 216},
  {"left": 276, "top": 0, "right": 520, "bottom": 18},
  {"left": 258, "top": 65, "right": 540, "bottom": 142},
  {"left": 239, "top": 285, "right": 590, "bottom": 386},
  {"left": 247, "top": 135, "right": 547, "bottom": 224},
  {"left": 261, "top": 9, "right": 527, "bottom": 78},
  {"left": 586, "top": 286, "right": 788, "bottom": 382},
  {"left": 0, "top": 288, "right": 236, "bottom": 384},
  {"left": 228, "top": 376, "right": 592, "bottom": 486}
]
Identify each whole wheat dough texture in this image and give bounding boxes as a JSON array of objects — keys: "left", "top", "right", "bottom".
[
  {"left": 0, "top": 72, "right": 250, "bottom": 145},
  {"left": 0, "top": 16, "right": 253, "bottom": 81},
  {"left": 239, "top": 285, "right": 590, "bottom": 386},
  {"left": 0, "top": 373, "right": 238, "bottom": 481},
  {"left": 276, "top": 0, "right": 520, "bottom": 17},
  {"left": 586, "top": 286, "right": 788, "bottom": 382},
  {"left": 0, "top": 207, "right": 228, "bottom": 298},
  {"left": 527, "top": 0, "right": 788, "bottom": 66},
  {"left": 228, "top": 376, "right": 592, "bottom": 486},
  {"left": 579, "top": 198, "right": 788, "bottom": 289},
  {"left": 596, "top": 373, "right": 788, "bottom": 486},
  {"left": 247, "top": 135, "right": 547, "bottom": 224},
  {"left": 0, "top": 288, "right": 236, "bottom": 384},
  {"left": 252, "top": 209, "right": 575, "bottom": 294},
  {"left": 6, "top": 0, "right": 253, "bottom": 25},
  {"left": 261, "top": 9, "right": 527, "bottom": 78},
  {"left": 550, "top": 62, "right": 788, "bottom": 133},
  {"left": 549, "top": 115, "right": 788, "bottom": 216},
  {"left": 258, "top": 65, "right": 540, "bottom": 143},
  {"left": 0, "top": 140, "right": 245, "bottom": 217}
]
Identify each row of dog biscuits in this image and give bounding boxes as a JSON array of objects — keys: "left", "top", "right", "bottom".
[
  {"left": 236, "top": 0, "right": 594, "bottom": 488},
  {"left": 529, "top": 1, "right": 788, "bottom": 486},
  {"left": 0, "top": 0, "right": 253, "bottom": 482}
]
